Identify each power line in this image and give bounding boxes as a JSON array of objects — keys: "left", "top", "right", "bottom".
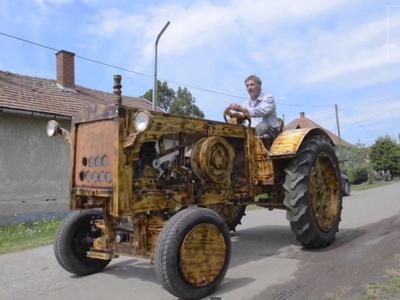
[
  {"left": 351, "top": 108, "right": 400, "bottom": 126},
  {"left": 75, "top": 54, "right": 151, "bottom": 78},
  {"left": 0, "top": 31, "right": 346, "bottom": 107},
  {"left": 0, "top": 31, "right": 59, "bottom": 52}
]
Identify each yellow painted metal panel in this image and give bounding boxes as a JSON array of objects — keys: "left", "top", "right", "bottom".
[{"left": 269, "top": 129, "right": 310, "bottom": 157}]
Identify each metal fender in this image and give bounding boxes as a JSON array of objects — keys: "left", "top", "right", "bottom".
[{"left": 268, "top": 128, "right": 333, "bottom": 158}]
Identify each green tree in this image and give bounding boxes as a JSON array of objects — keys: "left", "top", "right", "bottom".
[
  {"left": 142, "top": 80, "right": 176, "bottom": 112},
  {"left": 370, "top": 136, "right": 400, "bottom": 176},
  {"left": 336, "top": 144, "right": 371, "bottom": 184},
  {"left": 169, "top": 87, "right": 204, "bottom": 118},
  {"left": 142, "top": 82, "right": 204, "bottom": 118}
]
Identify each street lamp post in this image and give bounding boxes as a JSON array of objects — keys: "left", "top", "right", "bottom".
[{"left": 152, "top": 21, "right": 171, "bottom": 111}]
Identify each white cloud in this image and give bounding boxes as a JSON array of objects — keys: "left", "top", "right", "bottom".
[
  {"left": 86, "top": 0, "right": 347, "bottom": 63},
  {"left": 308, "top": 110, "right": 337, "bottom": 133},
  {"left": 34, "top": 0, "right": 75, "bottom": 6},
  {"left": 305, "top": 97, "right": 400, "bottom": 134},
  {"left": 83, "top": 0, "right": 400, "bottom": 89},
  {"left": 341, "top": 99, "right": 400, "bottom": 127},
  {"left": 303, "top": 16, "right": 400, "bottom": 84}
]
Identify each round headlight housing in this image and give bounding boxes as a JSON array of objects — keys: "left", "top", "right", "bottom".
[
  {"left": 134, "top": 111, "right": 151, "bottom": 132},
  {"left": 46, "top": 120, "right": 60, "bottom": 137}
]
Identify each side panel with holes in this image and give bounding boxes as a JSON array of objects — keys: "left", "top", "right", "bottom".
[{"left": 74, "top": 120, "right": 116, "bottom": 188}]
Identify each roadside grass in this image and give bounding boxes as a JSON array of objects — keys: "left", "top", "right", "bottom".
[
  {"left": 0, "top": 218, "right": 61, "bottom": 254},
  {"left": 357, "top": 254, "right": 400, "bottom": 300},
  {"left": 352, "top": 181, "right": 394, "bottom": 192},
  {"left": 360, "top": 269, "right": 400, "bottom": 300}
]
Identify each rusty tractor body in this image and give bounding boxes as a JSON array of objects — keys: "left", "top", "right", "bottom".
[{"left": 48, "top": 80, "right": 342, "bottom": 299}]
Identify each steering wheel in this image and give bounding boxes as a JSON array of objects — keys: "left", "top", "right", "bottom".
[{"left": 223, "top": 107, "right": 251, "bottom": 127}]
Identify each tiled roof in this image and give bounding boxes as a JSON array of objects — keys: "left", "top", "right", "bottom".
[
  {"left": 285, "top": 116, "right": 353, "bottom": 147},
  {"left": 0, "top": 70, "right": 154, "bottom": 118}
]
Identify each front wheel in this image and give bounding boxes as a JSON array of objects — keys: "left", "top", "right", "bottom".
[
  {"left": 54, "top": 210, "right": 111, "bottom": 276},
  {"left": 283, "top": 135, "right": 342, "bottom": 248},
  {"left": 155, "top": 207, "right": 231, "bottom": 300}
]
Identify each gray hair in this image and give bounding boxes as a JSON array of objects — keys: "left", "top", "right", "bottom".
[{"left": 244, "top": 74, "right": 262, "bottom": 86}]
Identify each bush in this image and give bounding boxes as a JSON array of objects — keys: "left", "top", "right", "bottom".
[
  {"left": 348, "top": 166, "right": 369, "bottom": 184},
  {"left": 384, "top": 170, "right": 392, "bottom": 182},
  {"left": 337, "top": 144, "right": 371, "bottom": 185},
  {"left": 370, "top": 136, "right": 400, "bottom": 176}
]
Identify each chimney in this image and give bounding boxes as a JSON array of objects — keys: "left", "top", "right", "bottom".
[
  {"left": 56, "top": 50, "right": 75, "bottom": 90},
  {"left": 300, "top": 112, "right": 305, "bottom": 118}
]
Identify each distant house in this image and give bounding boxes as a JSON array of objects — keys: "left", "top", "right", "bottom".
[
  {"left": 0, "top": 50, "right": 153, "bottom": 224},
  {"left": 285, "top": 112, "right": 353, "bottom": 147}
]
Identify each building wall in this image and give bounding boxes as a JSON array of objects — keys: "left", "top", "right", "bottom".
[{"left": 0, "top": 113, "right": 71, "bottom": 224}]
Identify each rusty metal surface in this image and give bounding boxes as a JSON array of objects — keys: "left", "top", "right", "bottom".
[
  {"left": 113, "top": 75, "right": 122, "bottom": 105},
  {"left": 63, "top": 102, "right": 340, "bottom": 265},
  {"left": 86, "top": 251, "right": 113, "bottom": 260},
  {"left": 74, "top": 120, "right": 115, "bottom": 189},
  {"left": 179, "top": 223, "right": 226, "bottom": 287},
  {"left": 254, "top": 137, "right": 274, "bottom": 185},
  {"left": 269, "top": 128, "right": 333, "bottom": 158},
  {"left": 73, "top": 104, "right": 120, "bottom": 124},
  {"left": 72, "top": 188, "right": 113, "bottom": 197},
  {"left": 191, "top": 136, "right": 234, "bottom": 184}
]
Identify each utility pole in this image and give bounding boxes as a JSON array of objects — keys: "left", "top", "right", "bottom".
[
  {"left": 152, "top": 21, "right": 171, "bottom": 111},
  {"left": 335, "top": 104, "right": 341, "bottom": 144}
]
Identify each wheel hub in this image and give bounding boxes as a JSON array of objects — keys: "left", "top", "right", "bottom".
[
  {"left": 310, "top": 155, "right": 340, "bottom": 231},
  {"left": 179, "top": 223, "right": 227, "bottom": 287}
]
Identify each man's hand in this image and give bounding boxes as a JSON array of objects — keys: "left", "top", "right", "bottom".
[{"left": 229, "top": 103, "right": 243, "bottom": 111}]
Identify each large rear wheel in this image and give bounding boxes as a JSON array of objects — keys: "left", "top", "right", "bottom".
[
  {"left": 283, "top": 135, "right": 342, "bottom": 248},
  {"left": 207, "top": 204, "right": 246, "bottom": 231},
  {"left": 155, "top": 207, "right": 231, "bottom": 300}
]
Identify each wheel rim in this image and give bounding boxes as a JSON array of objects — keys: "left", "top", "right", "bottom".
[
  {"left": 179, "top": 223, "right": 227, "bottom": 287},
  {"left": 72, "top": 218, "right": 99, "bottom": 259},
  {"left": 309, "top": 154, "right": 340, "bottom": 232}
]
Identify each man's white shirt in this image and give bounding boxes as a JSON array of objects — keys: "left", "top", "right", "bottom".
[{"left": 242, "top": 92, "right": 280, "bottom": 128}]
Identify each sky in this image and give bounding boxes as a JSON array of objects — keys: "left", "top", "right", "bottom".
[{"left": 0, "top": 0, "right": 400, "bottom": 146}]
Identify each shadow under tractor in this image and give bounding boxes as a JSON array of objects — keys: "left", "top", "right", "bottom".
[{"left": 47, "top": 76, "right": 342, "bottom": 300}]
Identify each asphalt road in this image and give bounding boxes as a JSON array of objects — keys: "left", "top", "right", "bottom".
[{"left": 1, "top": 182, "right": 400, "bottom": 300}]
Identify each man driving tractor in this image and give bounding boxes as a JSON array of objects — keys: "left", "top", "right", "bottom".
[{"left": 229, "top": 74, "right": 281, "bottom": 147}]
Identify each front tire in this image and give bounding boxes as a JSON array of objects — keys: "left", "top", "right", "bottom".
[
  {"left": 155, "top": 207, "right": 231, "bottom": 300},
  {"left": 54, "top": 210, "right": 111, "bottom": 276},
  {"left": 283, "top": 135, "right": 342, "bottom": 248}
]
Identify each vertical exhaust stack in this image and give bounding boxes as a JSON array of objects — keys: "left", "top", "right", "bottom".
[
  {"left": 113, "top": 75, "right": 122, "bottom": 105},
  {"left": 153, "top": 21, "right": 171, "bottom": 111}
]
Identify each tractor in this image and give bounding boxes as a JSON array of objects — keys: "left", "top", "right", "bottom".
[{"left": 47, "top": 75, "right": 342, "bottom": 300}]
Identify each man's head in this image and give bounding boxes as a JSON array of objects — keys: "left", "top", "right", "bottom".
[{"left": 244, "top": 74, "right": 262, "bottom": 100}]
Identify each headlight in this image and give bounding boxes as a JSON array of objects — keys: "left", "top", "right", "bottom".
[
  {"left": 134, "top": 111, "right": 151, "bottom": 132},
  {"left": 46, "top": 120, "right": 60, "bottom": 137}
]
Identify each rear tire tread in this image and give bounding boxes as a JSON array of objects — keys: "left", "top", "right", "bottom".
[{"left": 283, "top": 135, "right": 342, "bottom": 249}]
